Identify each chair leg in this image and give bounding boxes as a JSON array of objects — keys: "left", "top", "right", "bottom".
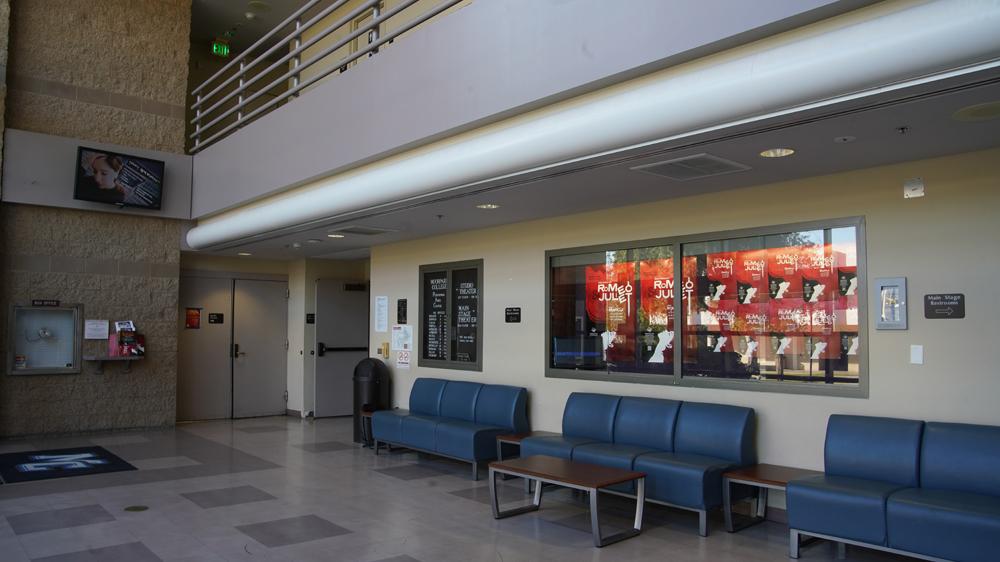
[
  {"left": 471, "top": 461, "right": 479, "bottom": 481},
  {"left": 836, "top": 541, "right": 846, "bottom": 559},
  {"left": 374, "top": 440, "right": 379, "bottom": 455},
  {"left": 789, "top": 529, "right": 800, "bottom": 559},
  {"left": 698, "top": 510, "right": 708, "bottom": 537}
]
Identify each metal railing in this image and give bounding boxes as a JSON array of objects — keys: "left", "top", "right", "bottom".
[{"left": 189, "top": 0, "right": 464, "bottom": 153}]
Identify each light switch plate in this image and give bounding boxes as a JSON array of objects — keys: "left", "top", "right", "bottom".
[{"left": 910, "top": 344, "right": 924, "bottom": 365}]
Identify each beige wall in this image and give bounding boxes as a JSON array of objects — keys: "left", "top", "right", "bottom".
[
  {"left": 370, "top": 148, "right": 1000, "bottom": 476},
  {"left": 0, "top": 0, "right": 191, "bottom": 437},
  {"left": 298, "top": 0, "right": 472, "bottom": 92}
]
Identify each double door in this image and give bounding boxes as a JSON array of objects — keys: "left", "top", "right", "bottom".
[{"left": 178, "top": 278, "right": 288, "bottom": 421}]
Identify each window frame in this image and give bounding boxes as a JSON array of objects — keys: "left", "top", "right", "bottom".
[
  {"left": 544, "top": 216, "right": 868, "bottom": 398},
  {"left": 418, "top": 259, "right": 484, "bottom": 372}
]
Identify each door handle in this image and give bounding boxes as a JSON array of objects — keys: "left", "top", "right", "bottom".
[
  {"left": 317, "top": 342, "right": 327, "bottom": 357},
  {"left": 234, "top": 343, "right": 247, "bottom": 357}
]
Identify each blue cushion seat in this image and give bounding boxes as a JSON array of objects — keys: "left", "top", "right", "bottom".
[
  {"left": 634, "top": 451, "right": 736, "bottom": 510},
  {"left": 370, "top": 379, "right": 530, "bottom": 471},
  {"left": 572, "top": 442, "right": 658, "bottom": 471},
  {"left": 400, "top": 414, "right": 440, "bottom": 452},
  {"left": 371, "top": 409, "right": 408, "bottom": 443},
  {"left": 887, "top": 488, "right": 1000, "bottom": 562},
  {"left": 521, "top": 435, "right": 597, "bottom": 459},
  {"left": 787, "top": 474, "right": 904, "bottom": 545},
  {"left": 435, "top": 420, "right": 508, "bottom": 461}
]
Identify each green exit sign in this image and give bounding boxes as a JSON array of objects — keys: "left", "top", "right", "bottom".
[{"left": 211, "top": 40, "right": 230, "bottom": 58}]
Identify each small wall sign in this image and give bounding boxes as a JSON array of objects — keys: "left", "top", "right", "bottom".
[
  {"left": 208, "top": 313, "right": 224, "bottom": 324},
  {"left": 31, "top": 299, "right": 60, "bottom": 307},
  {"left": 306, "top": 313, "right": 316, "bottom": 324},
  {"left": 397, "top": 299, "right": 407, "bottom": 324},
  {"left": 924, "top": 293, "right": 965, "bottom": 319},
  {"left": 505, "top": 307, "right": 521, "bottom": 323}
]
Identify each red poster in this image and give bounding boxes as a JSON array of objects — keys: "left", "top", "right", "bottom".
[
  {"left": 799, "top": 245, "right": 840, "bottom": 303},
  {"left": 735, "top": 249, "right": 768, "bottom": 305},
  {"left": 585, "top": 262, "right": 636, "bottom": 363},
  {"left": 769, "top": 298, "right": 809, "bottom": 335},
  {"left": 736, "top": 302, "right": 769, "bottom": 335},
  {"left": 185, "top": 308, "right": 201, "bottom": 329},
  {"left": 706, "top": 252, "right": 738, "bottom": 302},
  {"left": 768, "top": 246, "right": 804, "bottom": 300},
  {"left": 834, "top": 265, "right": 859, "bottom": 331},
  {"left": 639, "top": 257, "right": 696, "bottom": 330},
  {"left": 809, "top": 334, "right": 842, "bottom": 361}
]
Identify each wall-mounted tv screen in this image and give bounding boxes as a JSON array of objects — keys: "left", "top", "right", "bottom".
[{"left": 74, "top": 147, "right": 165, "bottom": 210}]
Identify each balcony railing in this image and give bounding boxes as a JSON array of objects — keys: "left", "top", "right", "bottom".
[{"left": 189, "top": 0, "right": 464, "bottom": 153}]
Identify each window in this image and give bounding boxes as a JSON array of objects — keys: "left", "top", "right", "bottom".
[
  {"left": 546, "top": 218, "right": 867, "bottom": 397},
  {"left": 419, "top": 260, "right": 483, "bottom": 371}
]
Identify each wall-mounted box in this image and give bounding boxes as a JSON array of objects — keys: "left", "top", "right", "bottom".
[{"left": 8, "top": 304, "right": 83, "bottom": 375}]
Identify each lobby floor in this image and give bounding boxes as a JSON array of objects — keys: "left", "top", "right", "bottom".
[{"left": 0, "top": 417, "right": 912, "bottom": 561}]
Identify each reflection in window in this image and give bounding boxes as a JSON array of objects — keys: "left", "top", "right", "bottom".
[{"left": 681, "top": 227, "right": 860, "bottom": 384}]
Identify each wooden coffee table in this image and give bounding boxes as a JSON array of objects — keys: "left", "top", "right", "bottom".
[
  {"left": 488, "top": 455, "right": 646, "bottom": 547},
  {"left": 722, "top": 463, "right": 822, "bottom": 532}
]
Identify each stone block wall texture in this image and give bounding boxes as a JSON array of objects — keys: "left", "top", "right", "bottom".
[{"left": 0, "top": 0, "right": 191, "bottom": 437}]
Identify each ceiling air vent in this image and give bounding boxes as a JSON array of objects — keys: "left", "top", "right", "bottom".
[
  {"left": 630, "top": 153, "right": 751, "bottom": 181},
  {"left": 330, "top": 225, "right": 397, "bottom": 236}
]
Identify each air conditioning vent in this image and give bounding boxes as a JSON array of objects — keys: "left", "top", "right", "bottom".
[
  {"left": 344, "top": 283, "right": 368, "bottom": 292},
  {"left": 330, "top": 225, "right": 397, "bottom": 236},
  {"left": 631, "top": 153, "right": 750, "bottom": 181}
]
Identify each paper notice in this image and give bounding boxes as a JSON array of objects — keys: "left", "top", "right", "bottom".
[
  {"left": 375, "top": 296, "right": 389, "bottom": 333},
  {"left": 391, "top": 324, "right": 413, "bottom": 351},
  {"left": 84, "top": 319, "right": 110, "bottom": 340}
]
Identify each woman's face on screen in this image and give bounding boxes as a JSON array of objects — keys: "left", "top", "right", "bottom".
[{"left": 93, "top": 158, "right": 118, "bottom": 190}]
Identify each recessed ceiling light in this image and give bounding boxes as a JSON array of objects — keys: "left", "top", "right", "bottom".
[
  {"left": 759, "top": 147, "right": 795, "bottom": 158},
  {"left": 476, "top": 203, "right": 500, "bottom": 209},
  {"left": 306, "top": 239, "right": 323, "bottom": 244},
  {"left": 237, "top": 252, "right": 252, "bottom": 256},
  {"left": 952, "top": 101, "right": 1000, "bottom": 122},
  {"left": 327, "top": 233, "right": 345, "bottom": 238}
]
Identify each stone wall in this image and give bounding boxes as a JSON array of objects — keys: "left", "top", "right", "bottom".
[{"left": 0, "top": 0, "right": 191, "bottom": 437}]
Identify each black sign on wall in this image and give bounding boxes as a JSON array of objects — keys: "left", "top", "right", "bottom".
[
  {"left": 306, "top": 313, "right": 316, "bottom": 324},
  {"left": 924, "top": 293, "right": 965, "bottom": 319},
  {"left": 451, "top": 268, "right": 479, "bottom": 363},
  {"left": 208, "top": 313, "right": 224, "bottom": 324},
  {"left": 397, "top": 299, "right": 407, "bottom": 324},
  {"left": 505, "top": 307, "right": 521, "bottom": 323},
  {"left": 423, "top": 271, "right": 449, "bottom": 361}
]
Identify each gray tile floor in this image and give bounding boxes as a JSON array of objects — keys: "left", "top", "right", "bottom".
[{"left": 0, "top": 417, "right": 914, "bottom": 561}]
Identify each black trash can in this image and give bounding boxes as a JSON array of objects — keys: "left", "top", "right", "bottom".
[{"left": 353, "top": 358, "right": 391, "bottom": 444}]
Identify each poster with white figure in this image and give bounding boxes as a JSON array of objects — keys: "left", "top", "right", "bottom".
[{"left": 647, "top": 330, "right": 673, "bottom": 363}]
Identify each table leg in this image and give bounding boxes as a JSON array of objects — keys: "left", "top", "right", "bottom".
[
  {"left": 589, "top": 478, "right": 643, "bottom": 547},
  {"left": 723, "top": 476, "right": 734, "bottom": 532},
  {"left": 491, "top": 469, "right": 542, "bottom": 519}
]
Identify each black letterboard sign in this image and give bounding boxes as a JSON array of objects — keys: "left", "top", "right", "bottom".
[
  {"left": 423, "top": 271, "right": 449, "bottom": 360},
  {"left": 451, "top": 268, "right": 479, "bottom": 363},
  {"left": 924, "top": 293, "right": 965, "bottom": 319},
  {"left": 505, "top": 307, "right": 521, "bottom": 323}
]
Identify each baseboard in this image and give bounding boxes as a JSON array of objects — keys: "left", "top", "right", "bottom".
[{"left": 285, "top": 409, "right": 302, "bottom": 418}]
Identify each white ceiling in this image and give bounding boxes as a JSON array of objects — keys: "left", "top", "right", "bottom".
[{"left": 186, "top": 69, "right": 1000, "bottom": 261}]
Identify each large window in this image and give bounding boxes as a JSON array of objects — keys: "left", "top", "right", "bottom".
[
  {"left": 419, "top": 260, "right": 483, "bottom": 371},
  {"left": 546, "top": 218, "right": 866, "bottom": 397}
]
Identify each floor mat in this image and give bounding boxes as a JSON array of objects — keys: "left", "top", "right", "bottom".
[{"left": 0, "top": 446, "right": 136, "bottom": 484}]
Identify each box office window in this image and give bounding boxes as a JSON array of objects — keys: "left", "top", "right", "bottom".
[
  {"left": 546, "top": 218, "right": 867, "bottom": 397},
  {"left": 419, "top": 260, "right": 483, "bottom": 371}
]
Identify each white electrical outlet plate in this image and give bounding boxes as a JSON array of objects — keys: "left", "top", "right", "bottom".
[{"left": 910, "top": 344, "right": 924, "bottom": 365}]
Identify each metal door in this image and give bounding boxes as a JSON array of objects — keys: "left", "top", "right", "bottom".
[
  {"left": 314, "top": 279, "right": 369, "bottom": 417},
  {"left": 233, "top": 279, "right": 288, "bottom": 418},
  {"left": 177, "top": 277, "right": 233, "bottom": 421}
]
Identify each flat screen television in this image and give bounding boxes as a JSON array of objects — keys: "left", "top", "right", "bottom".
[{"left": 74, "top": 147, "right": 165, "bottom": 210}]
